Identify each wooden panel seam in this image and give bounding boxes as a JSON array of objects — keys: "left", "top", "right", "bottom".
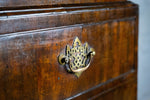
[
  {"left": 0, "top": 2, "right": 138, "bottom": 34},
  {"left": 0, "top": 1, "right": 127, "bottom": 8},
  {"left": 0, "top": 1, "right": 136, "bottom": 16},
  {"left": 66, "top": 69, "right": 136, "bottom": 100},
  {"left": 0, "top": 17, "right": 136, "bottom": 36}
]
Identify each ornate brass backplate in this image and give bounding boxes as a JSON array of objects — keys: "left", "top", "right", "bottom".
[{"left": 58, "top": 37, "right": 95, "bottom": 77}]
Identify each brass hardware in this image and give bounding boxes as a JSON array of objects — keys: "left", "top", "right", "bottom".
[{"left": 58, "top": 37, "right": 95, "bottom": 77}]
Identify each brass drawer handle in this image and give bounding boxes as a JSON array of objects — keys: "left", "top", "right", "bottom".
[{"left": 58, "top": 37, "right": 95, "bottom": 77}]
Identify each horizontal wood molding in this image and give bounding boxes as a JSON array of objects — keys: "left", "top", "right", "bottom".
[
  {"left": 0, "top": 1, "right": 138, "bottom": 34},
  {"left": 0, "top": 0, "right": 127, "bottom": 8},
  {"left": 66, "top": 70, "right": 137, "bottom": 100},
  {"left": 0, "top": 18, "right": 137, "bottom": 99},
  {"left": 0, "top": 1, "right": 138, "bottom": 99}
]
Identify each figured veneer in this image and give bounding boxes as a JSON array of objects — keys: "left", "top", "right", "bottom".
[{"left": 0, "top": 1, "right": 138, "bottom": 100}]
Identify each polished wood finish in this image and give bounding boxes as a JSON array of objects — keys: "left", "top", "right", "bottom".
[
  {"left": 68, "top": 70, "right": 137, "bottom": 100},
  {"left": 0, "top": 1, "right": 138, "bottom": 100},
  {"left": 0, "top": 2, "right": 137, "bottom": 34},
  {"left": 0, "top": 0, "right": 126, "bottom": 8}
]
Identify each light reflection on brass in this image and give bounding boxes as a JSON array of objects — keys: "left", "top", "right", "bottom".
[{"left": 58, "top": 37, "right": 95, "bottom": 77}]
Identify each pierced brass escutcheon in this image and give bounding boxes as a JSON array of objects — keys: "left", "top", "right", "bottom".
[{"left": 58, "top": 37, "right": 95, "bottom": 77}]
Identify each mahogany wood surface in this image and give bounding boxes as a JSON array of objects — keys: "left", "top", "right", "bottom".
[
  {"left": 0, "top": 1, "right": 138, "bottom": 100},
  {"left": 0, "top": 0, "right": 126, "bottom": 8}
]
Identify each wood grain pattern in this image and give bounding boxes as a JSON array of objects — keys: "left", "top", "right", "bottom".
[
  {"left": 68, "top": 70, "right": 137, "bottom": 100},
  {"left": 0, "top": 18, "right": 137, "bottom": 99},
  {"left": 0, "top": 1, "right": 138, "bottom": 34},
  {"left": 0, "top": 0, "right": 127, "bottom": 8},
  {"left": 0, "top": 1, "right": 138, "bottom": 100},
  {"left": 93, "top": 79, "right": 137, "bottom": 100}
]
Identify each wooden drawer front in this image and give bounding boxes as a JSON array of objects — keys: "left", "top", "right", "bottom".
[
  {"left": 0, "top": 19, "right": 136, "bottom": 99},
  {"left": 0, "top": 1, "right": 138, "bottom": 100}
]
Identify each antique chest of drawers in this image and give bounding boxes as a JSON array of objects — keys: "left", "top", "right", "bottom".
[{"left": 0, "top": 0, "right": 138, "bottom": 100}]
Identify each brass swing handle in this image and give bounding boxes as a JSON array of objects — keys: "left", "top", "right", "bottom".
[
  {"left": 58, "top": 37, "right": 96, "bottom": 77},
  {"left": 59, "top": 49, "right": 95, "bottom": 73}
]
